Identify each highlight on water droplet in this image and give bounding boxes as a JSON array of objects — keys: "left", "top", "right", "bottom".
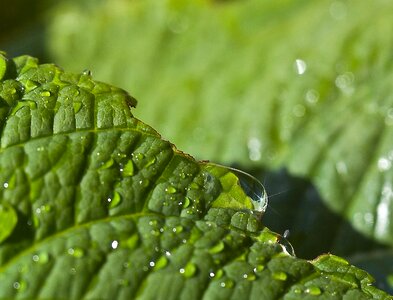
[
  {"left": 111, "top": 240, "right": 119, "bottom": 249},
  {"left": 294, "top": 59, "right": 307, "bottom": 75},
  {"left": 0, "top": 204, "right": 18, "bottom": 244},
  {"left": 40, "top": 90, "right": 51, "bottom": 97}
]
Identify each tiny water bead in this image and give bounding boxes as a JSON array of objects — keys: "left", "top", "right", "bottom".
[
  {"left": 0, "top": 203, "right": 18, "bottom": 243},
  {"left": 107, "top": 191, "right": 122, "bottom": 209},
  {"left": 32, "top": 252, "right": 50, "bottom": 264},
  {"left": 305, "top": 286, "right": 322, "bottom": 296},
  {"left": 272, "top": 271, "right": 288, "bottom": 281},
  {"left": 179, "top": 262, "right": 197, "bottom": 278},
  {"left": 68, "top": 247, "right": 85, "bottom": 258}
]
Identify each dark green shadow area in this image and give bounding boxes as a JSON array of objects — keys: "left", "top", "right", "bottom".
[
  {"left": 232, "top": 166, "right": 392, "bottom": 294},
  {"left": 0, "top": 0, "right": 52, "bottom": 62}
]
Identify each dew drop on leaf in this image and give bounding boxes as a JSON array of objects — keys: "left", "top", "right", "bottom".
[
  {"left": 122, "top": 160, "right": 134, "bottom": 177},
  {"left": 40, "top": 91, "right": 51, "bottom": 97},
  {"left": 182, "top": 197, "right": 191, "bottom": 208},
  {"left": 0, "top": 204, "right": 18, "bottom": 244},
  {"left": 32, "top": 252, "right": 50, "bottom": 264},
  {"left": 180, "top": 262, "right": 197, "bottom": 278},
  {"left": 209, "top": 241, "right": 225, "bottom": 254},
  {"left": 108, "top": 191, "right": 122, "bottom": 209},
  {"left": 154, "top": 256, "right": 168, "bottom": 270},
  {"left": 68, "top": 247, "right": 85, "bottom": 258},
  {"left": 305, "top": 286, "right": 321, "bottom": 295},
  {"left": 220, "top": 279, "right": 234, "bottom": 288},
  {"left": 165, "top": 186, "right": 177, "bottom": 194},
  {"left": 272, "top": 271, "right": 288, "bottom": 281},
  {"left": 99, "top": 158, "right": 114, "bottom": 170}
]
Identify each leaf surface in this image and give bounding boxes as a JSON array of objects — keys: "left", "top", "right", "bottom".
[{"left": 0, "top": 53, "right": 390, "bottom": 298}]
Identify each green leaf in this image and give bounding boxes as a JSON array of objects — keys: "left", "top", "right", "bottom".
[
  {"left": 46, "top": 0, "right": 393, "bottom": 249},
  {"left": 0, "top": 53, "right": 390, "bottom": 298}
]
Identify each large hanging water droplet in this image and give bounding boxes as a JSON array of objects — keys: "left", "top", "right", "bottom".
[
  {"left": 0, "top": 204, "right": 18, "bottom": 243},
  {"left": 205, "top": 163, "right": 268, "bottom": 215}
]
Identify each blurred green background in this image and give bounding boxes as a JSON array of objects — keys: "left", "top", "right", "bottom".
[{"left": 2, "top": 0, "right": 393, "bottom": 294}]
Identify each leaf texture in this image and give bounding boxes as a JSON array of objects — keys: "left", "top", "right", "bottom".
[{"left": 0, "top": 53, "right": 390, "bottom": 299}]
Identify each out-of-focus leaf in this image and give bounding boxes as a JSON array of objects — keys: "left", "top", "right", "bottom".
[
  {"left": 46, "top": 0, "right": 393, "bottom": 248},
  {"left": 0, "top": 53, "right": 390, "bottom": 299}
]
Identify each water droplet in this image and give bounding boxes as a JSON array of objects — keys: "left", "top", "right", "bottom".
[
  {"left": 305, "top": 286, "right": 321, "bottom": 295},
  {"left": 220, "top": 279, "right": 234, "bottom": 288},
  {"left": 179, "top": 262, "right": 197, "bottom": 278},
  {"left": 243, "top": 273, "right": 256, "bottom": 281},
  {"left": 292, "top": 104, "right": 306, "bottom": 118},
  {"left": 99, "top": 158, "right": 114, "bottom": 170},
  {"left": 172, "top": 226, "right": 183, "bottom": 233},
  {"left": 335, "top": 72, "right": 354, "bottom": 94},
  {"left": 111, "top": 240, "right": 119, "bottom": 249},
  {"left": 272, "top": 271, "right": 287, "bottom": 281},
  {"left": 70, "top": 267, "right": 77, "bottom": 275},
  {"left": 3, "top": 182, "right": 8, "bottom": 189},
  {"left": 378, "top": 157, "right": 391, "bottom": 172},
  {"left": 40, "top": 91, "right": 51, "bottom": 97},
  {"left": 73, "top": 102, "right": 82, "bottom": 113},
  {"left": 149, "top": 261, "right": 155, "bottom": 267},
  {"left": 305, "top": 89, "right": 319, "bottom": 104},
  {"left": 232, "top": 167, "right": 268, "bottom": 214},
  {"left": 209, "top": 241, "right": 225, "bottom": 254},
  {"left": 253, "top": 265, "right": 265, "bottom": 274},
  {"left": 82, "top": 69, "right": 92, "bottom": 76},
  {"left": 32, "top": 252, "right": 49, "bottom": 264},
  {"left": 122, "top": 160, "right": 134, "bottom": 177},
  {"left": 294, "top": 59, "right": 307, "bottom": 75},
  {"left": 154, "top": 256, "right": 168, "bottom": 270},
  {"left": 36, "top": 146, "right": 45, "bottom": 152},
  {"left": 182, "top": 197, "right": 191, "bottom": 208},
  {"left": 138, "top": 179, "right": 150, "bottom": 187},
  {"left": 108, "top": 191, "right": 122, "bottom": 209},
  {"left": 294, "top": 287, "right": 303, "bottom": 294},
  {"left": 165, "top": 186, "right": 177, "bottom": 194},
  {"left": 0, "top": 204, "right": 18, "bottom": 243},
  {"left": 247, "top": 137, "right": 261, "bottom": 161},
  {"left": 68, "top": 247, "right": 84, "bottom": 258}
]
